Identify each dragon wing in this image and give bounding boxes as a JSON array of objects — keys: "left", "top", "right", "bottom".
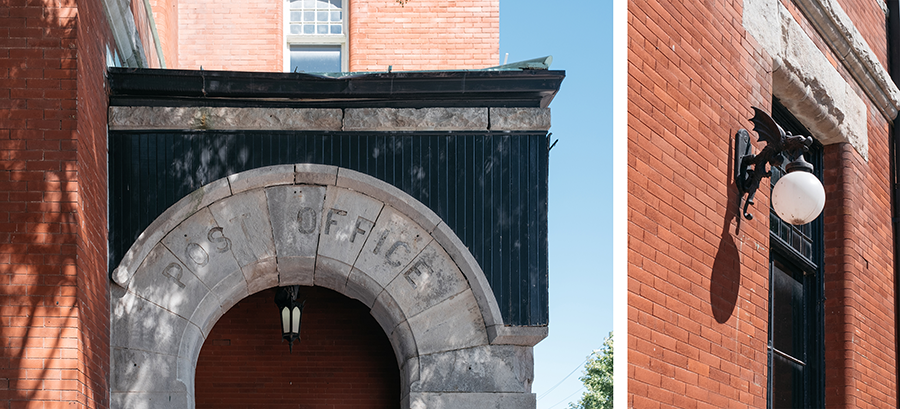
[{"left": 749, "top": 106, "right": 785, "bottom": 150}]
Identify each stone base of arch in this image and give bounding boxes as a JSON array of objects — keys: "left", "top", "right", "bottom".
[{"left": 110, "top": 164, "right": 544, "bottom": 408}]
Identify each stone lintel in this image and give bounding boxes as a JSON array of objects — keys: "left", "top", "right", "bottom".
[
  {"left": 487, "top": 325, "right": 549, "bottom": 346},
  {"left": 489, "top": 107, "right": 551, "bottom": 130},
  {"left": 743, "top": 0, "right": 869, "bottom": 161},
  {"left": 343, "top": 107, "right": 488, "bottom": 131},
  {"left": 108, "top": 106, "right": 343, "bottom": 131}
]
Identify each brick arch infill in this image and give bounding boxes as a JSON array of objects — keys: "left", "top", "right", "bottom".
[{"left": 109, "top": 164, "right": 537, "bottom": 409}]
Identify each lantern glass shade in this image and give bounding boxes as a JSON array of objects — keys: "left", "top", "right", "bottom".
[
  {"left": 291, "top": 306, "right": 301, "bottom": 333},
  {"left": 281, "top": 306, "right": 291, "bottom": 334},
  {"left": 772, "top": 170, "right": 825, "bottom": 225}
]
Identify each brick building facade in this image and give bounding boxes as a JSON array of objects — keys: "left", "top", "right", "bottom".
[
  {"left": 1, "top": 0, "right": 557, "bottom": 408},
  {"left": 628, "top": 0, "right": 900, "bottom": 407}
]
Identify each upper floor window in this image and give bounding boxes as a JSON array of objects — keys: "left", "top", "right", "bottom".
[{"left": 285, "top": 0, "right": 347, "bottom": 73}]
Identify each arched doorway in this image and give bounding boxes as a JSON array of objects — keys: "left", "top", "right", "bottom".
[
  {"left": 195, "top": 286, "right": 399, "bottom": 408},
  {"left": 110, "top": 165, "right": 537, "bottom": 408}
]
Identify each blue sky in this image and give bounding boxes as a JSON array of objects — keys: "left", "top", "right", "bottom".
[{"left": 500, "top": 1, "right": 614, "bottom": 408}]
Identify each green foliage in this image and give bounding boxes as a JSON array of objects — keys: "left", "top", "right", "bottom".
[{"left": 568, "top": 332, "right": 613, "bottom": 409}]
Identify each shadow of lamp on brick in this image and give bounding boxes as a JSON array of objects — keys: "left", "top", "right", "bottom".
[
  {"left": 275, "top": 285, "right": 306, "bottom": 352},
  {"left": 735, "top": 107, "right": 826, "bottom": 225}
]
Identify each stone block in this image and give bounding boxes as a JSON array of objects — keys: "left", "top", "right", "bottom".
[
  {"left": 344, "top": 107, "right": 488, "bottom": 131},
  {"left": 111, "top": 290, "right": 189, "bottom": 355},
  {"left": 370, "top": 290, "right": 406, "bottom": 337},
  {"left": 487, "top": 325, "right": 549, "bottom": 346},
  {"left": 489, "top": 107, "right": 551, "bottom": 130},
  {"left": 161, "top": 207, "right": 243, "bottom": 292},
  {"left": 177, "top": 323, "right": 205, "bottom": 397},
  {"left": 431, "top": 222, "right": 503, "bottom": 328},
  {"left": 112, "top": 347, "right": 185, "bottom": 393},
  {"left": 242, "top": 257, "right": 278, "bottom": 294},
  {"left": 344, "top": 266, "right": 383, "bottom": 308},
  {"left": 313, "top": 255, "right": 350, "bottom": 294},
  {"left": 187, "top": 291, "right": 224, "bottom": 341},
  {"left": 416, "top": 345, "right": 534, "bottom": 393},
  {"left": 129, "top": 243, "right": 209, "bottom": 322},
  {"left": 317, "top": 186, "right": 383, "bottom": 265},
  {"left": 108, "top": 106, "right": 201, "bottom": 130},
  {"left": 229, "top": 164, "right": 294, "bottom": 194},
  {"left": 406, "top": 392, "right": 536, "bottom": 409},
  {"left": 207, "top": 269, "right": 249, "bottom": 332},
  {"left": 206, "top": 107, "right": 343, "bottom": 131},
  {"left": 336, "top": 168, "right": 441, "bottom": 233},
  {"left": 110, "top": 391, "right": 191, "bottom": 409},
  {"left": 114, "top": 178, "right": 231, "bottom": 288},
  {"left": 266, "top": 185, "right": 326, "bottom": 284},
  {"left": 407, "top": 290, "right": 488, "bottom": 355},
  {"left": 209, "top": 189, "right": 276, "bottom": 269},
  {"left": 386, "top": 241, "right": 468, "bottom": 319},
  {"left": 388, "top": 319, "right": 417, "bottom": 366},
  {"left": 355, "top": 205, "right": 432, "bottom": 288},
  {"left": 295, "top": 163, "right": 339, "bottom": 186}
]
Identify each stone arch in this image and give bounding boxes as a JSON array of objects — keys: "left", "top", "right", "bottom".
[{"left": 110, "top": 164, "right": 537, "bottom": 409}]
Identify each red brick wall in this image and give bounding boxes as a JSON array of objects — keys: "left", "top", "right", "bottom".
[
  {"left": 175, "top": 0, "right": 283, "bottom": 71},
  {"left": 75, "top": 0, "right": 114, "bottom": 406},
  {"left": 0, "top": 0, "right": 113, "bottom": 407},
  {"left": 163, "top": 0, "right": 499, "bottom": 72},
  {"left": 628, "top": 1, "right": 895, "bottom": 408},
  {"left": 349, "top": 0, "right": 499, "bottom": 71},
  {"left": 195, "top": 286, "right": 399, "bottom": 408},
  {"left": 149, "top": 0, "right": 178, "bottom": 68}
]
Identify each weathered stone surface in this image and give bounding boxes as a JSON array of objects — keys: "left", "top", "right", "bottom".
[
  {"left": 206, "top": 107, "right": 342, "bottom": 131},
  {"left": 313, "top": 255, "right": 351, "bottom": 294},
  {"left": 406, "top": 392, "right": 536, "bottom": 409},
  {"left": 112, "top": 347, "right": 185, "bottom": 393},
  {"left": 129, "top": 244, "right": 209, "bottom": 321},
  {"left": 161, "top": 207, "right": 242, "bottom": 292},
  {"left": 229, "top": 164, "right": 294, "bottom": 194},
  {"left": 108, "top": 106, "right": 343, "bottom": 131},
  {"left": 209, "top": 189, "right": 276, "bottom": 269},
  {"left": 432, "top": 221, "right": 503, "bottom": 329},
  {"left": 386, "top": 241, "right": 468, "bottom": 319},
  {"left": 487, "top": 325, "right": 549, "bottom": 346},
  {"left": 177, "top": 323, "right": 205, "bottom": 395},
  {"left": 743, "top": 0, "right": 868, "bottom": 159},
  {"left": 388, "top": 319, "right": 417, "bottom": 366},
  {"left": 317, "top": 186, "right": 383, "bottom": 265},
  {"left": 206, "top": 269, "right": 249, "bottom": 333},
  {"left": 242, "top": 258, "right": 278, "bottom": 294},
  {"left": 336, "top": 168, "right": 441, "bottom": 233},
  {"left": 355, "top": 205, "right": 432, "bottom": 288},
  {"left": 266, "top": 185, "right": 325, "bottom": 285},
  {"left": 110, "top": 391, "right": 190, "bottom": 409},
  {"left": 111, "top": 289, "right": 189, "bottom": 355},
  {"left": 416, "top": 345, "right": 533, "bottom": 393},
  {"left": 345, "top": 266, "right": 383, "bottom": 307},
  {"left": 114, "top": 178, "right": 231, "bottom": 288},
  {"left": 295, "top": 163, "right": 339, "bottom": 186},
  {"left": 489, "top": 108, "right": 551, "bottom": 130},
  {"left": 370, "top": 289, "right": 406, "bottom": 338},
  {"left": 344, "top": 107, "right": 487, "bottom": 131},
  {"left": 407, "top": 290, "right": 488, "bottom": 355},
  {"left": 108, "top": 106, "right": 202, "bottom": 130}
]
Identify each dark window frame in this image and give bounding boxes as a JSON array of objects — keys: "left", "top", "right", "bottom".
[{"left": 766, "top": 100, "right": 825, "bottom": 409}]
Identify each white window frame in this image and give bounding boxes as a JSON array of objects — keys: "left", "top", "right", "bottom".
[{"left": 283, "top": 0, "right": 349, "bottom": 73}]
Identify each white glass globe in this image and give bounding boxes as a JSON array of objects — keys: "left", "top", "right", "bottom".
[{"left": 771, "top": 170, "right": 825, "bottom": 225}]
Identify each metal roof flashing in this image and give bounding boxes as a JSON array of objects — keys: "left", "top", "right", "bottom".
[{"left": 107, "top": 57, "right": 565, "bottom": 109}]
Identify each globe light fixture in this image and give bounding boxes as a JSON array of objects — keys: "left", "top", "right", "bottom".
[
  {"left": 735, "top": 107, "right": 825, "bottom": 225},
  {"left": 274, "top": 285, "right": 305, "bottom": 353}
]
